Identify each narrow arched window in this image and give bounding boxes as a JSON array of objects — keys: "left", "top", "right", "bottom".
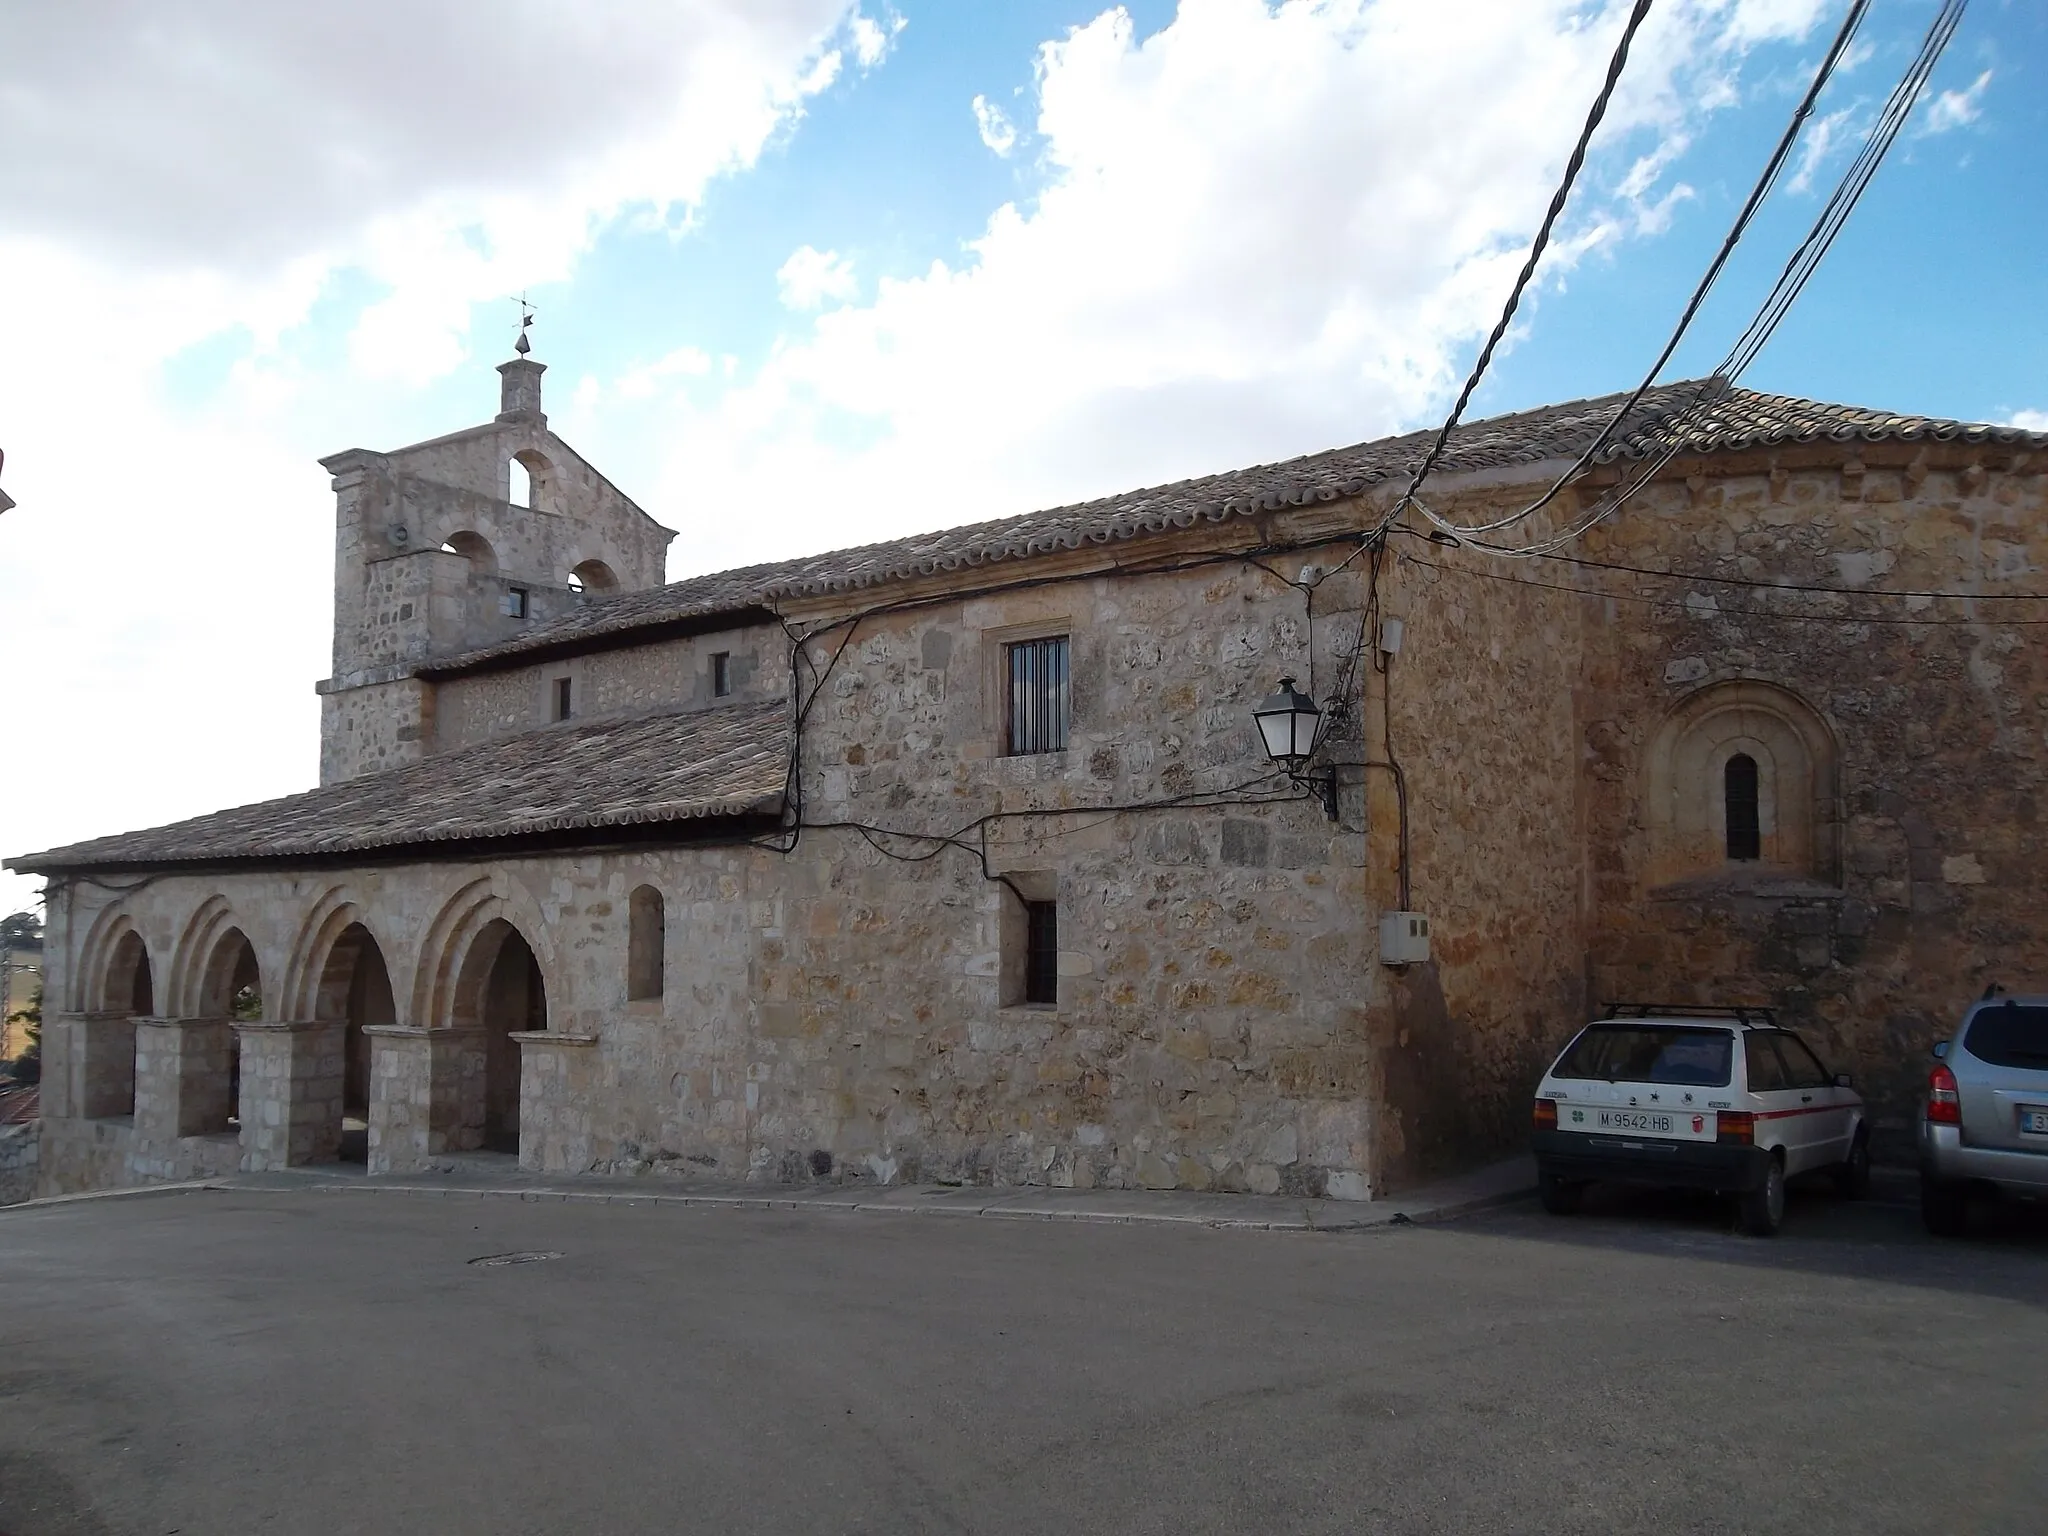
[
  {"left": 1725, "top": 753, "right": 1761, "bottom": 862},
  {"left": 628, "top": 886, "right": 665, "bottom": 1001}
]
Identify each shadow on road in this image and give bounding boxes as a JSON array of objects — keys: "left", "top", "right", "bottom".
[{"left": 1462, "top": 1173, "right": 2048, "bottom": 1311}]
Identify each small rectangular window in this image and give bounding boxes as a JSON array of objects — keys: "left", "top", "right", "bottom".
[
  {"left": 1005, "top": 636, "right": 1069, "bottom": 755},
  {"left": 1024, "top": 900, "right": 1058, "bottom": 1006},
  {"left": 502, "top": 587, "right": 529, "bottom": 620},
  {"left": 553, "top": 677, "right": 573, "bottom": 721},
  {"left": 712, "top": 652, "right": 732, "bottom": 697}
]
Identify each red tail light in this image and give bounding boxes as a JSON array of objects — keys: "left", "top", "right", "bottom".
[
  {"left": 1533, "top": 1099, "right": 1558, "bottom": 1131},
  {"left": 1927, "top": 1064, "right": 1961, "bottom": 1125},
  {"left": 1717, "top": 1111, "right": 1755, "bottom": 1146}
]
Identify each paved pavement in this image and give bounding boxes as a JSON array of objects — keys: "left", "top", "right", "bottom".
[
  {"left": 200, "top": 1150, "right": 1543, "bottom": 1231},
  {"left": 1, "top": 1171, "right": 2043, "bottom": 1535}
]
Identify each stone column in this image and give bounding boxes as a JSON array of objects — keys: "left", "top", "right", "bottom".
[
  {"left": 511, "top": 1031, "right": 599, "bottom": 1173},
  {"left": 72, "top": 1012, "right": 139, "bottom": 1119},
  {"left": 133, "top": 1018, "right": 234, "bottom": 1140},
  {"left": 234, "top": 1021, "right": 344, "bottom": 1171},
  {"left": 364, "top": 1026, "right": 486, "bottom": 1174}
]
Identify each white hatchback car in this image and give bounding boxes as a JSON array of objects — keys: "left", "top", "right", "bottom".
[{"left": 1532, "top": 1005, "right": 1869, "bottom": 1236}]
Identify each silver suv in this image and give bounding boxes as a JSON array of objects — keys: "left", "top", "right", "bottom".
[{"left": 1919, "top": 992, "right": 2048, "bottom": 1236}]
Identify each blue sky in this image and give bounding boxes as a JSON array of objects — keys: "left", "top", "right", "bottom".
[{"left": 0, "top": 0, "right": 2041, "bottom": 913}]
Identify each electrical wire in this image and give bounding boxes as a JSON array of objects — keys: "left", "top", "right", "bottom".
[
  {"left": 1399, "top": 550, "right": 2048, "bottom": 625},
  {"left": 1529, "top": 544, "right": 2048, "bottom": 601},
  {"left": 1400, "top": 0, "right": 1873, "bottom": 537},
  {"left": 1403, "top": 0, "right": 1968, "bottom": 561},
  {"left": 1394, "top": 0, "right": 1657, "bottom": 514}
]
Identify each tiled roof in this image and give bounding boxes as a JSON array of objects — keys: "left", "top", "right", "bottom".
[
  {"left": 435, "top": 380, "right": 2047, "bottom": 673},
  {"left": 8, "top": 699, "right": 789, "bottom": 873},
  {"left": 0, "top": 1086, "right": 38, "bottom": 1124}
]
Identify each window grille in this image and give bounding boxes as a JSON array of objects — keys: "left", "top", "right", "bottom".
[
  {"left": 1024, "top": 900, "right": 1058, "bottom": 1006},
  {"left": 1005, "top": 636, "right": 1069, "bottom": 755},
  {"left": 1725, "top": 753, "right": 1760, "bottom": 861}
]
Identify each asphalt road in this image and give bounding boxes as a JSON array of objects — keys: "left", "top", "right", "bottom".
[{"left": 1, "top": 1179, "right": 2044, "bottom": 1536}]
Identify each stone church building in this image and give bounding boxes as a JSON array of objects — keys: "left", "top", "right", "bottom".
[{"left": 12, "top": 357, "right": 2045, "bottom": 1199}]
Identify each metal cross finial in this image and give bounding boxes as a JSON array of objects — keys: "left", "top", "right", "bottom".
[{"left": 514, "top": 294, "right": 535, "bottom": 356}]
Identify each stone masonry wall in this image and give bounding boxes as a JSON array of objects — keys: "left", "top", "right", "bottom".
[
  {"left": 433, "top": 626, "right": 778, "bottom": 754},
  {"left": 1575, "top": 449, "right": 2048, "bottom": 1155},
  {"left": 0, "top": 1122, "right": 38, "bottom": 1206},
  {"left": 44, "top": 538, "right": 1392, "bottom": 1198},
  {"left": 1373, "top": 517, "right": 1589, "bottom": 1181}
]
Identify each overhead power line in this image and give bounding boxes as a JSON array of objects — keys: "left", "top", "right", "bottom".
[
  {"left": 1402, "top": 0, "right": 1873, "bottom": 536},
  {"left": 1399, "top": 0, "right": 1970, "bottom": 562},
  {"left": 1391, "top": 0, "right": 1657, "bottom": 515},
  {"left": 1398, "top": 552, "right": 2048, "bottom": 626},
  {"left": 1533, "top": 546, "right": 2048, "bottom": 602}
]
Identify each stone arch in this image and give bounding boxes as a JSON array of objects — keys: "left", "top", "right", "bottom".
[
  {"left": 440, "top": 530, "right": 498, "bottom": 574},
  {"left": 286, "top": 893, "right": 397, "bottom": 1141},
  {"left": 1645, "top": 679, "right": 1839, "bottom": 886},
  {"left": 169, "top": 895, "right": 249, "bottom": 1017},
  {"left": 106, "top": 929, "right": 155, "bottom": 1016},
  {"left": 75, "top": 905, "right": 151, "bottom": 1015},
  {"left": 415, "top": 875, "right": 558, "bottom": 1156},
  {"left": 412, "top": 874, "right": 560, "bottom": 1035},
  {"left": 196, "top": 926, "right": 263, "bottom": 1020},
  {"left": 567, "top": 558, "right": 618, "bottom": 595}
]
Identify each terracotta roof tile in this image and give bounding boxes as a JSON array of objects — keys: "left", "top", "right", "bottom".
[
  {"left": 436, "top": 380, "right": 2045, "bottom": 673},
  {"left": 9, "top": 699, "right": 789, "bottom": 873}
]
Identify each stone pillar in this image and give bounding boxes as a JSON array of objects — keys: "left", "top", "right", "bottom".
[
  {"left": 133, "top": 1018, "right": 234, "bottom": 1140},
  {"left": 72, "top": 1012, "right": 139, "bottom": 1119},
  {"left": 364, "top": 1026, "right": 486, "bottom": 1174},
  {"left": 512, "top": 1031, "right": 599, "bottom": 1173},
  {"left": 234, "top": 1021, "right": 344, "bottom": 1171}
]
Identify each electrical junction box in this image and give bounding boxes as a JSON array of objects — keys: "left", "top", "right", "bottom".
[{"left": 1379, "top": 911, "right": 1431, "bottom": 966}]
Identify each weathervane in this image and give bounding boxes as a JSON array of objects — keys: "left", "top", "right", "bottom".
[{"left": 514, "top": 294, "right": 535, "bottom": 356}]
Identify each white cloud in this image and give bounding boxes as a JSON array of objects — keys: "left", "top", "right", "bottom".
[
  {"left": 2006, "top": 410, "right": 2048, "bottom": 433},
  {"left": 1920, "top": 69, "right": 1992, "bottom": 135},
  {"left": 777, "top": 245, "right": 861, "bottom": 310},
  {"left": 1787, "top": 104, "right": 1852, "bottom": 194},
  {"left": 973, "top": 94, "right": 1019, "bottom": 157},
  {"left": 850, "top": 8, "right": 906, "bottom": 69},
  {"left": 617, "top": 347, "right": 717, "bottom": 401},
  {"left": 629, "top": 0, "right": 1831, "bottom": 580},
  {"left": 0, "top": 1, "right": 870, "bottom": 911}
]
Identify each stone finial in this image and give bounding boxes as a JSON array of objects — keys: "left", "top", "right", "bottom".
[{"left": 497, "top": 358, "right": 547, "bottom": 426}]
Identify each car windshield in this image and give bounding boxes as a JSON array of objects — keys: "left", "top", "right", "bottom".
[
  {"left": 1552, "top": 1026, "right": 1733, "bottom": 1087},
  {"left": 1963, "top": 1004, "right": 2048, "bottom": 1070}
]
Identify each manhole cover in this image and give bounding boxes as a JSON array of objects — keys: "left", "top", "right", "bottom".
[{"left": 467, "top": 1250, "right": 564, "bottom": 1267}]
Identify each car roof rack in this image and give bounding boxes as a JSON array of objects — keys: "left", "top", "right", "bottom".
[{"left": 1602, "top": 1002, "right": 1780, "bottom": 1026}]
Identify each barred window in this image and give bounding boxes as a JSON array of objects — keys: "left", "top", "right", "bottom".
[{"left": 1005, "top": 636, "right": 1069, "bottom": 755}]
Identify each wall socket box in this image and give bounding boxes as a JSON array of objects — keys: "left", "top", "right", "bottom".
[{"left": 1379, "top": 910, "right": 1431, "bottom": 965}]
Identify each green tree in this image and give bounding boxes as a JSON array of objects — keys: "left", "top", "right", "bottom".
[
  {"left": 6, "top": 982, "right": 40, "bottom": 1085},
  {"left": 0, "top": 911, "right": 39, "bottom": 946}
]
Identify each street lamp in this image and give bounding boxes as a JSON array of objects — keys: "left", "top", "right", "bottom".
[{"left": 1252, "top": 676, "right": 1337, "bottom": 819}]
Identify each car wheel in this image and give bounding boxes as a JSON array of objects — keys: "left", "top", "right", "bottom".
[
  {"left": 1738, "top": 1156, "right": 1786, "bottom": 1237},
  {"left": 1920, "top": 1175, "right": 1971, "bottom": 1238},
  {"left": 1538, "top": 1172, "right": 1583, "bottom": 1216},
  {"left": 1832, "top": 1132, "right": 1871, "bottom": 1200}
]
